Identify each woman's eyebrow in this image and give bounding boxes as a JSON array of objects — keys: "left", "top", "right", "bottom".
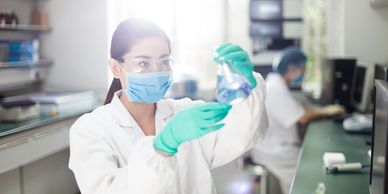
[
  {"left": 132, "top": 54, "right": 170, "bottom": 59},
  {"left": 159, "top": 54, "right": 171, "bottom": 59},
  {"left": 134, "top": 55, "right": 151, "bottom": 59}
]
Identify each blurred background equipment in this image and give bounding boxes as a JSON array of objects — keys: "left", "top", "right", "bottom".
[
  {"left": 342, "top": 114, "right": 373, "bottom": 133},
  {"left": 30, "top": 5, "right": 49, "bottom": 26},
  {"left": 27, "top": 90, "right": 97, "bottom": 117},
  {"left": 370, "top": 80, "right": 388, "bottom": 194},
  {"left": 0, "top": 99, "right": 39, "bottom": 122},
  {"left": 317, "top": 58, "right": 357, "bottom": 111},
  {"left": 0, "top": 39, "right": 39, "bottom": 63},
  {"left": 168, "top": 65, "right": 198, "bottom": 100},
  {"left": 249, "top": 0, "right": 303, "bottom": 54},
  {"left": 0, "top": 10, "right": 19, "bottom": 26},
  {"left": 350, "top": 61, "right": 375, "bottom": 113},
  {"left": 249, "top": 0, "right": 304, "bottom": 79}
]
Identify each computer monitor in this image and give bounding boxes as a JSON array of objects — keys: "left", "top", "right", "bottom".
[
  {"left": 250, "top": 22, "right": 282, "bottom": 38},
  {"left": 250, "top": 0, "right": 282, "bottom": 20},
  {"left": 375, "top": 64, "right": 388, "bottom": 81},
  {"left": 320, "top": 58, "right": 357, "bottom": 111},
  {"left": 371, "top": 64, "right": 388, "bottom": 105},
  {"left": 351, "top": 62, "right": 375, "bottom": 112},
  {"left": 370, "top": 80, "right": 388, "bottom": 194}
]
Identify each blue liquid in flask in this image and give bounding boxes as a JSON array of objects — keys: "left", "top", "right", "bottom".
[{"left": 216, "top": 59, "right": 252, "bottom": 105}]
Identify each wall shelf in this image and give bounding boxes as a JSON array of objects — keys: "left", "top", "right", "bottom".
[
  {"left": 0, "top": 59, "right": 53, "bottom": 69},
  {"left": 251, "top": 18, "right": 303, "bottom": 22},
  {"left": 0, "top": 24, "right": 51, "bottom": 33}
]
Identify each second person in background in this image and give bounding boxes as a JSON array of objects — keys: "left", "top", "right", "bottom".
[{"left": 251, "top": 46, "right": 345, "bottom": 194}]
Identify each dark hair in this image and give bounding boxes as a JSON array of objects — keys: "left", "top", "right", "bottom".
[{"left": 104, "top": 19, "right": 171, "bottom": 104}]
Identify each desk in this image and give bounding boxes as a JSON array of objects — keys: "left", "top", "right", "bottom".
[{"left": 290, "top": 119, "right": 371, "bottom": 194}]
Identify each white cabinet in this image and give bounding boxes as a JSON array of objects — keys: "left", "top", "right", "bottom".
[
  {"left": 23, "top": 149, "right": 79, "bottom": 194},
  {"left": 0, "top": 117, "right": 79, "bottom": 194},
  {"left": 283, "top": 0, "right": 303, "bottom": 19},
  {"left": 0, "top": 169, "right": 21, "bottom": 194},
  {"left": 0, "top": 119, "right": 75, "bottom": 173},
  {"left": 283, "top": 22, "right": 303, "bottom": 39}
]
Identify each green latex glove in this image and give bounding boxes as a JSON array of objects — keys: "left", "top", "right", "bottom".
[
  {"left": 214, "top": 43, "right": 257, "bottom": 88},
  {"left": 153, "top": 102, "right": 232, "bottom": 155}
]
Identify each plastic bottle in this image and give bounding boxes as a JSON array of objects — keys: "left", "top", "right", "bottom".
[
  {"left": 0, "top": 11, "right": 6, "bottom": 26},
  {"left": 9, "top": 11, "right": 19, "bottom": 26}
]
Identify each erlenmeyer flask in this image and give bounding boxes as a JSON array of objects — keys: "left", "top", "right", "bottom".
[{"left": 216, "top": 58, "right": 252, "bottom": 105}]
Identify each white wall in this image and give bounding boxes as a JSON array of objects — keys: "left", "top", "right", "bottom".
[
  {"left": 344, "top": 0, "right": 388, "bottom": 64},
  {"left": 327, "top": 0, "right": 346, "bottom": 57},
  {"left": 226, "top": 0, "right": 252, "bottom": 56},
  {"left": 328, "top": 0, "right": 388, "bottom": 64},
  {"left": 41, "top": 0, "right": 110, "bottom": 98},
  {"left": 0, "top": 0, "right": 110, "bottom": 98}
]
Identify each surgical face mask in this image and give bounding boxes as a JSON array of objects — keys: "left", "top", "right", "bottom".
[
  {"left": 290, "top": 73, "right": 304, "bottom": 87},
  {"left": 124, "top": 71, "right": 172, "bottom": 104}
]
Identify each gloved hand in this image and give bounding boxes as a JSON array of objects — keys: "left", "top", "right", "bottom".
[
  {"left": 214, "top": 43, "right": 257, "bottom": 88},
  {"left": 319, "top": 104, "right": 346, "bottom": 117},
  {"left": 153, "top": 102, "right": 232, "bottom": 155}
]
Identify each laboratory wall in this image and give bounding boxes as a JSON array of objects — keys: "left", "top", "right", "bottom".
[
  {"left": 41, "top": 0, "right": 110, "bottom": 98},
  {"left": 327, "top": 0, "right": 346, "bottom": 57},
  {"left": 344, "top": 0, "right": 388, "bottom": 64},
  {"left": 328, "top": 0, "right": 388, "bottom": 64},
  {"left": 57, "top": 0, "right": 257, "bottom": 93},
  {"left": 226, "top": 0, "right": 252, "bottom": 55}
]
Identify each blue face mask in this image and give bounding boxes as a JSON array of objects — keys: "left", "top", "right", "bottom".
[
  {"left": 290, "top": 73, "right": 304, "bottom": 87},
  {"left": 124, "top": 71, "right": 172, "bottom": 104}
]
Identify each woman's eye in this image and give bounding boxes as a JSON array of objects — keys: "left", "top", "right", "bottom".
[
  {"left": 160, "top": 60, "right": 171, "bottom": 66},
  {"left": 138, "top": 61, "right": 150, "bottom": 68}
]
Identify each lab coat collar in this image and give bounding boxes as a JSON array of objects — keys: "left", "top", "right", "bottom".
[{"left": 110, "top": 90, "right": 175, "bottom": 129}]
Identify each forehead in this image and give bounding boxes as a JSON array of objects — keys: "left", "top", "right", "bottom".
[{"left": 124, "top": 37, "right": 170, "bottom": 58}]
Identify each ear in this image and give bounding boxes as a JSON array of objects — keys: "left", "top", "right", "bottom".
[{"left": 108, "top": 58, "right": 122, "bottom": 79}]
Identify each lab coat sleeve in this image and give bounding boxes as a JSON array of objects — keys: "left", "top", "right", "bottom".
[
  {"left": 68, "top": 114, "right": 176, "bottom": 194},
  {"left": 197, "top": 72, "right": 269, "bottom": 169}
]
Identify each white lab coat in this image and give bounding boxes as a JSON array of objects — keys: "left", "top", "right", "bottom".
[
  {"left": 251, "top": 73, "right": 304, "bottom": 194},
  {"left": 68, "top": 73, "right": 268, "bottom": 194}
]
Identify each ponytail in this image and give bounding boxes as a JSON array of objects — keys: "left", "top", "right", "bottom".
[{"left": 104, "top": 78, "right": 122, "bottom": 104}]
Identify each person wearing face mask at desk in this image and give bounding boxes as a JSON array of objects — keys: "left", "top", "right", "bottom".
[
  {"left": 250, "top": 46, "right": 345, "bottom": 194},
  {"left": 68, "top": 18, "right": 269, "bottom": 194}
]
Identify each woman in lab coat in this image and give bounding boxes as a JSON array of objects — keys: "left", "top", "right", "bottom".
[{"left": 68, "top": 18, "right": 268, "bottom": 194}]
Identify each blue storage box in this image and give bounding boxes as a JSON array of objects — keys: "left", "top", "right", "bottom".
[
  {"left": 0, "top": 39, "right": 39, "bottom": 53},
  {"left": 7, "top": 52, "right": 39, "bottom": 63}
]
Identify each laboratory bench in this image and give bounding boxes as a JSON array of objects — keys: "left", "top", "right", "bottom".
[
  {"left": 290, "top": 119, "right": 371, "bottom": 194},
  {"left": 0, "top": 111, "right": 83, "bottom": 138},
  {"left": 0, "top": 111, "right": 87, "bottom": 194}
]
